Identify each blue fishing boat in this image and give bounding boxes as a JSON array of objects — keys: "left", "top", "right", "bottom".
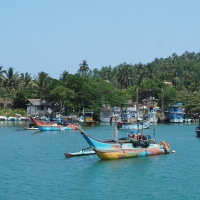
[
  {"left": 37, "top": 124, "right": 77, "bottom": 131},
  {"left": 167, "top": 102, "right": 184, "bottom": 123},
  {"left": 77, "top": 125, "right": 170, "bottom": 160}
]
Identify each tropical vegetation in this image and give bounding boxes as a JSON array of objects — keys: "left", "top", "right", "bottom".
[{"left": 1, "top": 51, "right": 200, "bottom": 117}]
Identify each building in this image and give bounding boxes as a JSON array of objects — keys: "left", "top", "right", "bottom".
[{"left": 26, "top": 99, "right": 51, "bottom": 117}]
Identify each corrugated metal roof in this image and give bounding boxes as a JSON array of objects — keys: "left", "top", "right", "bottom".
[{"left": 26, "top": 99, "right": 51, "bottom": 106}]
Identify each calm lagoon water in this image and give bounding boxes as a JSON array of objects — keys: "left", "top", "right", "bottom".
[{"left": 0, "top": 121, "right": 200, "bottom": 200}]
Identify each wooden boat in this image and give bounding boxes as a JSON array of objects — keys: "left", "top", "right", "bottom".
[
  {"left": 30, "top": 117, "right": 77, "bottom": 131},
  {"left": 81, "top": 111, "right": 96, "bottom": 127},
  {"left": 64, "top": 148, "right": 95, "bottom": 157},
  {"left": 37, "top": 124, "right": 77, "bottom": 131},
  {"left": 77, "top": 125, "right": 170, "bottom": 160},
  {"left": 30, "top": 117, "right": 57, "bottom": 126}
]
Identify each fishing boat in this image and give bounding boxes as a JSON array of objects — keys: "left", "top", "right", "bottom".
[
  {"left": 81, "top": 111, "right": 96, "bottom": 127},
  {"left": 30, "top": 117, "right": 77, "bottom": 131},
  {"left": 116, "top": 108, "right": 150, "bottom": 130},
  {"left": 100, "top": 107, "right": 121, "bottom": 123},
  {"left": 167, "top": 103, "right": 184, "bottom": 123},
  {"left": 77, "top": 125, "right": 170, "bottom": 160},
  {"left": 37, "top": 124, "right": 75, "bottom": 131},
  {"left": 147, "top": 107, "right": 160, "bottom": 123},
  {"left": 30, "top": 117, "right": 57, "bottom": 126},
  {"left": 141, "top": 97, "right": 160, "bottom": 123}
]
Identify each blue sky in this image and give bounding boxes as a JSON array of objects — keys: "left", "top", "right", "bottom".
[{"left": 1, "top": 1, "right": 200, "bottom": 79}]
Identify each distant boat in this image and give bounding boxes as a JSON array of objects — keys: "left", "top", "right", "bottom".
[
  {"left": 167, "top": 103, "right": 184, "bottom": 123},
  {"left": 0, "top": 116, "right": 7, "bottom": 121},
  {"left": 7, "top": 113, "right": 22, "bottom": 121},
  {"left": 100, "top": 107, "right": 121, "bottom": 123},
  {"left": 77, "top": 125, "right": 170, "bottom": 160},
  {"left": 78, "top": 115, "right": 84, "bottom": 122},
  {"left": 147, "top": 107, "right": 160, "bottom": 123},
  {"left": 116, "top": 107, "right": 150, "bottom": 130},
  {"left": 81, "top": 111, "right": 96, "bottom": 127},
  {"left": 30, "top": 117, "right": 77, "bottom": 131}
]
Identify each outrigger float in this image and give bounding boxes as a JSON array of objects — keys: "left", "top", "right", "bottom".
[{"left": 64, "top": 147, "right": 95, "bottom": 157}]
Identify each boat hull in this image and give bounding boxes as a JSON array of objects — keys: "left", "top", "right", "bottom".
[
  {"left": 38, "top": 125, "right": 72, "bottom": 131},
  {"left": 81, "top": 122, "right": 95, "bottom": 127},
  {"left": 93, "top": 146, "right": 167, "bottom": 160},
  {"left": 169, "top": 119, "right": 184, "bottom": 123},
  {"left": 117, "top": 121, "right": 150, "bottom": 130},
  {"left": 79, "top": 127, "right": 170, "bottom": 160}
]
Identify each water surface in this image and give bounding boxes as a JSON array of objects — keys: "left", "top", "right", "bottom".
[{"left": 0, "top": 121, "right": 199, "bottom": 199}]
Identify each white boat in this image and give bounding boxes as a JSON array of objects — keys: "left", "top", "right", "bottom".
[
  {"left": 0, "top": 116, "right": 7, "bottom": 121},
  {"left": 100, "top": 107, "right": 121, "bottom": 123},
  {"left": 167, "top": 103, "right": 184, "bottom": 123},
  {"left": 147, "top": 107, "right": 160, "bottom": 123},
  {"left": 7, "top": 114, "right": 22, "bottom": 121}
]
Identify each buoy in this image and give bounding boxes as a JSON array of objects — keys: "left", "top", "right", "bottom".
[{"left": 172, "top": 150, "right": 176, "bottom": 153}]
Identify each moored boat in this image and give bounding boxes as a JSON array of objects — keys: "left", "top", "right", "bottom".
[
  {"left": 81, "top": 111, "right": 96, "bottom": 127},
  {"left": 167, "top": 103, "right": 184, "bottom": 123},
  {"left": 0, "top": 116, "right": 7, "bottom": 121},
  {"left": 30, "top": 117, "right": 77, "bottom": 131},
  {"left": 100, "top": 107, "right": 121, "bottom": 123},
  {"left": 77, "top": 125, "right": 170, "bottom": 160}
]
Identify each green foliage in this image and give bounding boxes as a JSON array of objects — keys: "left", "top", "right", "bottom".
[
  {"left": 2, "top": 52, "right": 200, "bottom": 114},
  {"left": 12, "top": 90, "right": 30, "bottom": 109}
]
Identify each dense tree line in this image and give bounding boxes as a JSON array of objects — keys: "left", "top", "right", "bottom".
[{"left": 1, "top": 51, "right": 200, "bottom": 117}]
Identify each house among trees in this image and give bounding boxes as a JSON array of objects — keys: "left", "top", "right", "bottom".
[{"left": 26, "top": 99, "right": 51, "bottom": 117}]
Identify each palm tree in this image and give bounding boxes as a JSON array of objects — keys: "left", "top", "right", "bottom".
[
  {"left": 4, "top": 67, "right": 20, "bottom": 91},
  {"left": 78, "top": 60, "right": 89, "bottom": 75},
  {"left": 59, "top": 70, "right": 69, "bottom": 81},
  {"left": 20, "top": 72, "right": 32, "bottom": 88},
  {"left": 117, "top": 63, "right": 135, "bottom": 88},
  {"left": 0, "top": 66, "right": 6, "bottom": 86},
  {"left": 33, "top": 71, "right": 51, "bottom": 97}
]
